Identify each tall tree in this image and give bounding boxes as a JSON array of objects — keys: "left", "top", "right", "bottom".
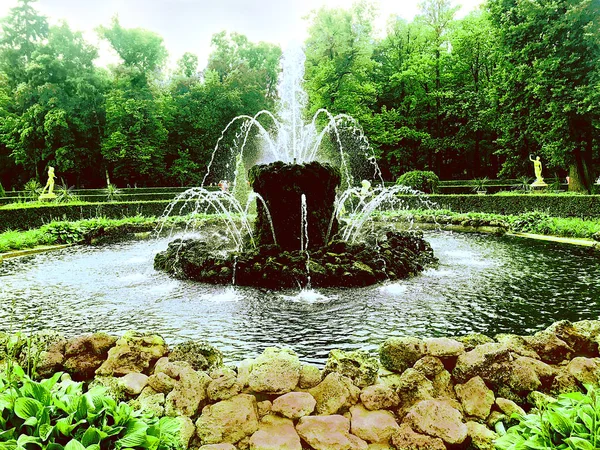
[
  {"left": 98, "top": 17, "right": 169, "bottom": 185},
  {"left": 488, "top": 0, "right": 600, "bottom": 191}
]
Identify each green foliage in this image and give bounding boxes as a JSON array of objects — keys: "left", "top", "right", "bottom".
[
  {"left": 103, "top": 184, "right": 121, "bottom": 202},
  {"left": 0, "top": 363, "right": 181, "bottom": 450},
  {"left": 472, "top": 177, "right": 490, "bottom": 193},
  {"left": 396, "top": 171, "right": 440, "bottom": 193},
  {"left": 23, "top": 179, "right": 42, "bottom": 201},
  {"left": 496, "top": 386, "right": 600, "bottom": 450},
  {"left": 55, "top": 182, "right": 80, "bottom": 204},
  {"left": 0, "top": 182, "right": 5, "bottom": 198}
]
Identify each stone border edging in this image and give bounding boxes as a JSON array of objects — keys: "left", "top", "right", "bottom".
[{"left": 3, "top": 320, "right": 600, "bottom": 449}]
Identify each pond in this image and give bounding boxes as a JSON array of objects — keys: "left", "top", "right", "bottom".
[{"left": 1, "top": 231, "right": 598, "bottom": 365}]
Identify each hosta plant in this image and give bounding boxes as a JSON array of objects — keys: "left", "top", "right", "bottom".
[
  {"left": 496, "top": 386, "right": 600, "bottom": 450},
  {"left": 0, "top": 364, "right": 181, "bottom": 450}
]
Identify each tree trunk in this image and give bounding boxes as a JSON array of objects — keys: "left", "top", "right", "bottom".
[
  {"left": 105, "top": 168, "right": 111, "bottom": 187},
  {"left": 568, "top": 150, "right": 591, "bottom": 193}
]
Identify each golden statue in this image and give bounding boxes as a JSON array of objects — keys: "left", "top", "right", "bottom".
[
  {"left": 39, "top": 166, "right": 57, "bottom": 201},
  {"left": 529, "top": 155, "right": 547, "bottom": 188},
  {"left": 360, "top": 179, "right": 371, "bottom": 197}
]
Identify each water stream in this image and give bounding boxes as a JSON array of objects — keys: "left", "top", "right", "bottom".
[{"left": 1, "top": 231, "right": 598, "bottom": 365}]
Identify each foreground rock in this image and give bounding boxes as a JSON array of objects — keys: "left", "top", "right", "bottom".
[{"left": 10, "top": 319, "right": 600, "bottom": 450}]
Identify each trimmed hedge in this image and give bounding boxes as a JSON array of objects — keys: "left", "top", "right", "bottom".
[
  {"left": 2, "top": 194, "right": 600, "bottom": 232},
  {"left": 398, "top": 194, "right": 600, "bottom": 218},
  {"left": 0, "top": 200, "right": 196, "bottom": 232}
]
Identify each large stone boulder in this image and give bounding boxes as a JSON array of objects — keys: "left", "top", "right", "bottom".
[
  {"left": 169, "top": 340, "right": 223, "bottom": 371},
  {"left": 391, "top": 423, "right": 445, "bottom": 450},
  {"left": 424, "top": 338, "right": 465, "bottom": 359},
  {"left": 566, "top": 357, "right": 600, "bottom": 385},
  {"left": 454, "top": 376, "right": 494, "bottom": 420},
  {"left": 249, "top": 348, "right": 301, "bottom": 394},
  {"left": 379, "top": 337, "right": 425, "bottom": 373},
  {"left": 63, "top": 333, "right": 117, "bottom": 380},
  {"left": 546, "top": 321, "right": 598, "bottom": 357},
  {"left": 359, "top": 384, "right": 399, "bottom": 411},
  {"left": 296, "top": 415, "right": 367, "bottom": 450},
  {"left": 404, "top": 400, "right": 468, "bottom": 445},
  {"left": 494, "top": 334, "right": 540, "bottom": 359},
  {"left": 299, "top": 363, "right": 322, "bottom": 389},
  {"left": 163, "top": 362, "right": 211, "bottom": 417},
  {"left": 309, "top": 372, "right": 361, "bottom": 415},
  {"left": 467, "top": 421, "right": 497, "bottom": 450},
  {"left": 454, "top": 333, "right": 494, "bottom": 351},
  {"left": 249, "top": 415, "right": 301, "bottom": 450},
  {"left": 323, "top": 349, "right": 379, "bottom": 388},
  {"left": 195, "top": 394, "right": 259, "bottom": 445},
  {"left": 349, "top": 404, "right": 400, "bottom": 444},
  {"left": 207, "top": 368, "right": 242, "bottom": 401},
  {"left": 96, "top": 331, "right": 168, "bottom": 377},
  {"left": 395, "top": 369, "right": 435, "bottom": 417},
  {"left": 453, "top": 343, "right": 510, "bottom": 384},
  {"left": 525, "top": 330, "right": 574, "bottom": 364},
  {"left": 272, "top": 392, "right": 316, "bottom": 419}
]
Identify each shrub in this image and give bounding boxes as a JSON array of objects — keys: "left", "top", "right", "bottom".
[
  {"left": 396, "top": 171, "right": 440, "bottom": 194},
  {"left": 23, "top": 179, "right": 42, "bottom": 201},
  {"left": 496, "top": 386, "right": 600, "bottom": 450},
  {"left": 0, "top": 363, "right": 181, "bottom": 450}
]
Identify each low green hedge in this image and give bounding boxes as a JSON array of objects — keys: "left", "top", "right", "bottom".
[
  {"left": 397, "top": 194, "right": 600, "bottom": 218},
  {"left": 0, "top": 200, "right": 203, "bottom": 232},
  {"left": 2, "top": 194, "right": 600, "bottom": 232}
]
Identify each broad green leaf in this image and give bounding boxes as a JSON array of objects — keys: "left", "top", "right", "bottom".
[
  {"left": 40, "top": 372, "right": 62, "bottom": 391},
  {"left": 16, "top": 434, "right": 41, "bottom": 448},
  {"left": 0, "top": 440, "right": 17, "bottom": 450},
  {"left": 158, "top": 417, "right": 180, "bottom": 435},
  {"left": 14, "top": 397, "right": 42, "bottom": 420},
  {"left": 85, "top": 445, "right": 100, "bottom": 450},
  {"left": 565, "top": 437, "right": 595, "bottom": 450},
  {"left": 21, "top": 381, "right": 51, "bottom": 406},
  {"left": 64, "top": 439, "right": 86, "bottom": 450},
  {"left": 115, "top": 431, "right": 147, "bottom": 448},
  {"left": 547, "top": 410, "right": 573, "bottom": 436},
  {"left": 46, "top": 443, "right": 64, "bottom": 450},
  {"left": 75, "top": 397, "right": 88, "bottom": 421},
  {"left": 81, "top": 428, "right": 101, "bottom": 447},
  {"left": 0, "top": 429, "right": 15, "bottom": 441},
  {"left": 38, "top": 424, "right": 54, "bottom": 442},
  {"left": 23, "top": 416, "right": 37, "bottom": 427}
]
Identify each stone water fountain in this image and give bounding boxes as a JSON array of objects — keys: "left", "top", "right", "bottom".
[{"left": 154, "top": 47, "right": 436, "bottom": 289}]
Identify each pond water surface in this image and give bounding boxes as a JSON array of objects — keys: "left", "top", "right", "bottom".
[{"left": 1, "top": 231, "right": 598, "bottom": 365}]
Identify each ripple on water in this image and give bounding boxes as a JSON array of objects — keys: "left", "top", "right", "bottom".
[{"left": 1, "top": 231, "right": 599, "bottom": 364}]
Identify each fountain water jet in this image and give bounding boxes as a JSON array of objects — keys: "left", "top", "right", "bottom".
[{"left": 154, "top": 46, "right": 437, "bottom": 289}]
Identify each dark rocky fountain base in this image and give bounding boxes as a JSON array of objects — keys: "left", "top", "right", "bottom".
[{"left": 154, "top": 230, "right": 437, "bottom": 289}]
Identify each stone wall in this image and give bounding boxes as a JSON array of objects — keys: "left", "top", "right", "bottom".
[{"left": 4, "top": 320, "right": 600, "bottom": 450}]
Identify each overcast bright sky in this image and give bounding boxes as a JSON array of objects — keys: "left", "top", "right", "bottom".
[{"left": 0, "top": 0, "right": 485, "bottom": 70}]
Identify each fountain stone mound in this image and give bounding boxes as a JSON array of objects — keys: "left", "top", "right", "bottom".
[
  {"left": 154, "top": 162, "right": 437, "bottom": 289},
  {"left": 250, "top": 161, "right": 340, "bottom": 251}
]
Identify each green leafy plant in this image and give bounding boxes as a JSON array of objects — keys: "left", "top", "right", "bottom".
[
  {"left": 55, "top": 182, "right": 80, "bottom": 204},
  {"left": 40, "top": 222, "right": 86, "bottom": 245},
  {"left": 104, "top": 184, "right": 121, "bottom": 203},
  {"left": 0, "top": 363, "right": 181, "bottom": 450},
  {"left": 0, "top": 183, "right": 5, "bottom": 198},
  {"left": 23, "top": 179, "right": 43, "bottom": 202},
  {"left": 514, "top": 176, "right": 532, "bottom": 193},
  {"left": 510, "top": 211, "right": 552, "bottom": 234},
  {"left": 396, "top": 171, "right": 440, "bottom": 194},
  {"left": 496, "top": 386, "right": 600, "bottom": 450},
  {"left": 472, "top": 177, "right": 490, "bottom": 194}
]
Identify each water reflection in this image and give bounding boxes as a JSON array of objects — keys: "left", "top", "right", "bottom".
[{"left": 1, "top": 232, "right": 598, "bottom": 364}]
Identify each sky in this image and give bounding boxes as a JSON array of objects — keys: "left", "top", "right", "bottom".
[{"left": 0, "top": 0, "right": 485, "bottom": 70}]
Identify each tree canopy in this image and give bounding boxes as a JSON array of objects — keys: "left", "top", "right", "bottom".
[{"left": 0, "top": 0, "right": 598, "bottom": 191}]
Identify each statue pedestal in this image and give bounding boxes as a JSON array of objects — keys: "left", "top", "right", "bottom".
[
  {"left": 39, "top": 193, "right": 57, "bottom": 202},
  {"left": 531, "top": 180, "right": 548, "bottom": 191}
]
